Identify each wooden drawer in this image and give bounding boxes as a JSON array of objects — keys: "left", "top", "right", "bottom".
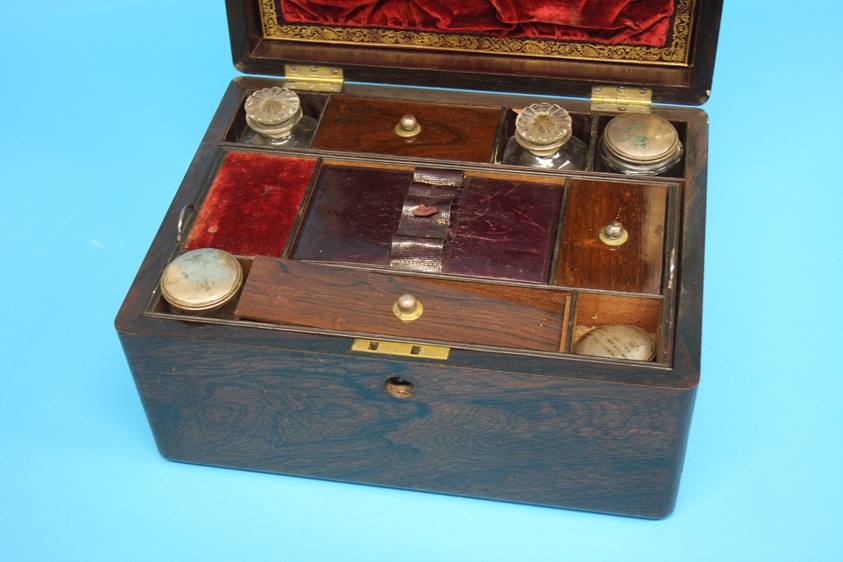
[
  {"left": 311, "top": 96, "right": 501, "bottom": 162},
  {"left": 235, "top": 258, "right": 571, "bottom": 352},
  {"left": 554, "top": 180, "right": 668, "bottom": 294}
]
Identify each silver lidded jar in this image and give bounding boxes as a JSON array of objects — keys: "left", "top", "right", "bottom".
[
  {"left": 598, "top": 113, "right": 683, "bottom": 176},
  {"left": 573, "top": 325, "right": 656, "bottom": 361},
  {"left": 159, "top": 248, "right": 244, "bottom": 314},
  {"left": 502, "top": 103, "right": 587, "bottom": 170},
  {"left": 241, "top": 86, "right": 318, "bottom": 148}
]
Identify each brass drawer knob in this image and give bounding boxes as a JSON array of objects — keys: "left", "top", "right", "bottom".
[
  {"left": 384, "top": 376, "right": 415, "bottom": 400},
  {"left": 395, "top": 114, "right": 422, "bottom": 138},
  {"left": 393, "top": 294, "right": 424, "bottom": 322},
  {"left": 599, "top": 220, "right": 629, "bottom": 246}
]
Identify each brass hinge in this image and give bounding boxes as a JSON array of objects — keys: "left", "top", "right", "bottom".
[
  {"left": 283, "top": 64, "right": 344, "bottom": 92},
  {"left": 591, "top": 85, "right": 652, "bottom": 113},
  {"left": 351, "top": 338, "right": 450, "bottom": 360}
]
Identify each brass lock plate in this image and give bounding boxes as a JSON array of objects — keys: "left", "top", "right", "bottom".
[{"left": 351, "top": 339, "right": 450, "bottom": 360}]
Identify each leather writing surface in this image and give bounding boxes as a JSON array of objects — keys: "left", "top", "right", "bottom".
[
  {"left": 292, "top": 166, "right": 411, "bottom": 266},
  {"left": 444, "top": 176, "right": 562, "bottom": 283},
  {"left": 294, "top": 166, "right": 562, "bottom": 283}
]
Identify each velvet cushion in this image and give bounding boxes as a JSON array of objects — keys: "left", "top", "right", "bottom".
[
  {"left": 279, "top": 0, "right": 676, "bottom": 46},
  {"left": 184, "top": 151, "right": 317, "bottom": 257}
]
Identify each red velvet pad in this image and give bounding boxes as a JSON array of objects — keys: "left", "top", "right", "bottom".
[
  {"left": 279, "top": 0, "right": 676, "bottom": 46},
  {"left": 184, "top": 151, "right": 317, "bottom": 257}
]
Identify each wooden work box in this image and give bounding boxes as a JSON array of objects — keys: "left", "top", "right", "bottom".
[{"left": 116, "top": 0, "right": 723, "bottom": 518}]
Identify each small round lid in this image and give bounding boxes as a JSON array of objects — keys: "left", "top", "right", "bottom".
[
  {"left": 574, "top": 325, "right": 656, "bottom": 361},
  {"left": 244, "top": 87, "right": 303, "bottom": 138},
  {"left": 160, "top": 248, "right": 243, "bottom": 312},
  {"left": 603, "top": 113, "right": 680, "bottom": 164},
  {"left": 515, "top": 103, "right": 573, "bottom": 156}
]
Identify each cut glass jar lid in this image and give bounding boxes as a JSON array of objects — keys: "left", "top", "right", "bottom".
[
  {"left": 160, "top": 248, "right": 243, "bottom": 312},
  {"left": 244, "top": 87, "right": 303, "bottom": 138},
  {"left": 574, "top": 325, "right": 656, "bottom": 361},
  {"left": 515, "top": 103, "right": 573, "bottom": 156},
  {"left": 602, "top": 113, "right": 681, "bottom": 164}
]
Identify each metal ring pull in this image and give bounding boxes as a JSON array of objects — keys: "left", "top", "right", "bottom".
[{"left": 176, "top": 204, "right": 195, "bottom": 243}]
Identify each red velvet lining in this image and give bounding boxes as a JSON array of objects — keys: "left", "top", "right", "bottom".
[
  {"left": 279, "top": 0, "right": 676, "bottom": 46},
  {"left": 184, "top": 151, "right": 317, "bottom": 257}
]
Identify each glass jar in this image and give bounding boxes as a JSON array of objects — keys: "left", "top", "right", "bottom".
[
  {"left": 598, "top": 113, "right": 683, "bottom": 176},
  {"left": 574, "top": 325, "right": 656, "bottom": 361},
  {"left": 240, "top": 87, "right": 317, "bottom": 148},
  {"left": 502, "top": 103, "right": 587, "bottom": 170}
]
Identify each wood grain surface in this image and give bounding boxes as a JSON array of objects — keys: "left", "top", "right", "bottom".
[
  {"left": 555, "top": 180, "right": 668, "bottom": 294},
  {"left": 114, "top": 78, "right": 709, "bottom": 518},
  {"left": 235, "top": 258, "right": 570, "bottom": 352},
  {"left": 312, "top": 95, "right": 501, "bottom": 162},
  {"left": 121, "top": 333, "right": 695, "bottom": 518}
]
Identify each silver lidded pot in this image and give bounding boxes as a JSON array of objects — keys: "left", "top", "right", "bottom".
[
  {"left": 598, "top": 113, "right": 683, "bottom": 176},
  {"left": 159, "top": 248, "right": 244, "bottom": 314},
  {"left": 242, "top": 86, "right": 318, "bottom": 148},
  {"left": 574, "top": 325, "right": 656, "bottom": 361}
]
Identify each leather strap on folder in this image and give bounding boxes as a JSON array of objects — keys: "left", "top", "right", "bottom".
[{"left": 390, "top": 169, "right": 463, "bottom": 273}]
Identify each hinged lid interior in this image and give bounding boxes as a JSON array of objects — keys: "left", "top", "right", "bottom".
[{"left": 226, "top": 1, "right": 723, "bottom": 105}]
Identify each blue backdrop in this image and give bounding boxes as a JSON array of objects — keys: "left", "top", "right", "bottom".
[{"left": 2, "top": 1, "right": 841, "bottom": 561}]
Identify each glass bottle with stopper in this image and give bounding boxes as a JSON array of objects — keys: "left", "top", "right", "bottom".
[
  {"left": 598, "top": 113, "right": 683, "bottom": 176},
  {"left": 502, "top": 103, "right": 587, "bottom": 170},
  {"left": 241, "top": 87, "right": 317, "bottom": 148}
]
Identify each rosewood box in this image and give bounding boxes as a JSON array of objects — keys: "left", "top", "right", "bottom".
[{"left": 116, "top": 0, "right": 723, "bottom": 518}]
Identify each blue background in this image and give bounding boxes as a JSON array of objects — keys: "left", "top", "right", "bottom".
[{"left": 2, "top": 1, "right": 841, "bottom": 560}]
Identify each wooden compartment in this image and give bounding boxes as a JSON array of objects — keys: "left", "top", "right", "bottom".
[
  {"left": 571, "top": 291, "right": 663, "bottom": 360},
  {"left": 291, "top": 162, "right": 565, "bottom": 284},
  {"left": 311, "top": 96, "right": 502, "bottom": 163},
  {"left": 236, "top": 258, "right": 572, "bottom": 353},
  {"left": 493, "top": 106, "right": 593, "bottom": 169},
  {"left": 225, "top": 91, "right": 330, "bottom": 145},
  {"left": 554, "top": 179, "right": 669, "bottom": 294},
  {"left": 593, "top": 115, "right": 688, "bottom": 178},
  {"left": 183, "top": 150, "right": 319, "bottom": 257}
]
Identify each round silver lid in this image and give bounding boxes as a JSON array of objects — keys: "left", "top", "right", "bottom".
[
  {"left": 515, "top": 103, "right": 573, "bottom": 156},
  {"left": 602, "top": 113, "right": 681, "bottom": 164},
  {"left": 574, "top": 325, "right": 656, "bottom": 361},
  {"left": 244, "top": 87, "right": 303, "bottom": 139},
  {"left": 160, "top": 248, "right": 244, "bottom": 312}
]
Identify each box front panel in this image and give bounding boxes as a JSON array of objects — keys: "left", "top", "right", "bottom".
[{"left": 122, "top": 333, "right": 695, "bottom": 518}]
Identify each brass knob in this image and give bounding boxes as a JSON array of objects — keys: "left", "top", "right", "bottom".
[
  {"left": 395, "top": 114, "right": 422, "bottom": 138},
  {"left": 393, "top": 293, "right": 424, "bottom": 322},
  {"left": 599, "top": 220, "right": 629, "bottom": 246}
]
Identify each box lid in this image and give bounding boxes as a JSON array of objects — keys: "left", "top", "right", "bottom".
[{"left": 226, "top": 0, "right": 723, "bottom": 105}]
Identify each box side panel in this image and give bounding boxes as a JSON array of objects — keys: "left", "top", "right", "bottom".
[{"left": 119, "top": 332, "right": 695, "bottom": 518}]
